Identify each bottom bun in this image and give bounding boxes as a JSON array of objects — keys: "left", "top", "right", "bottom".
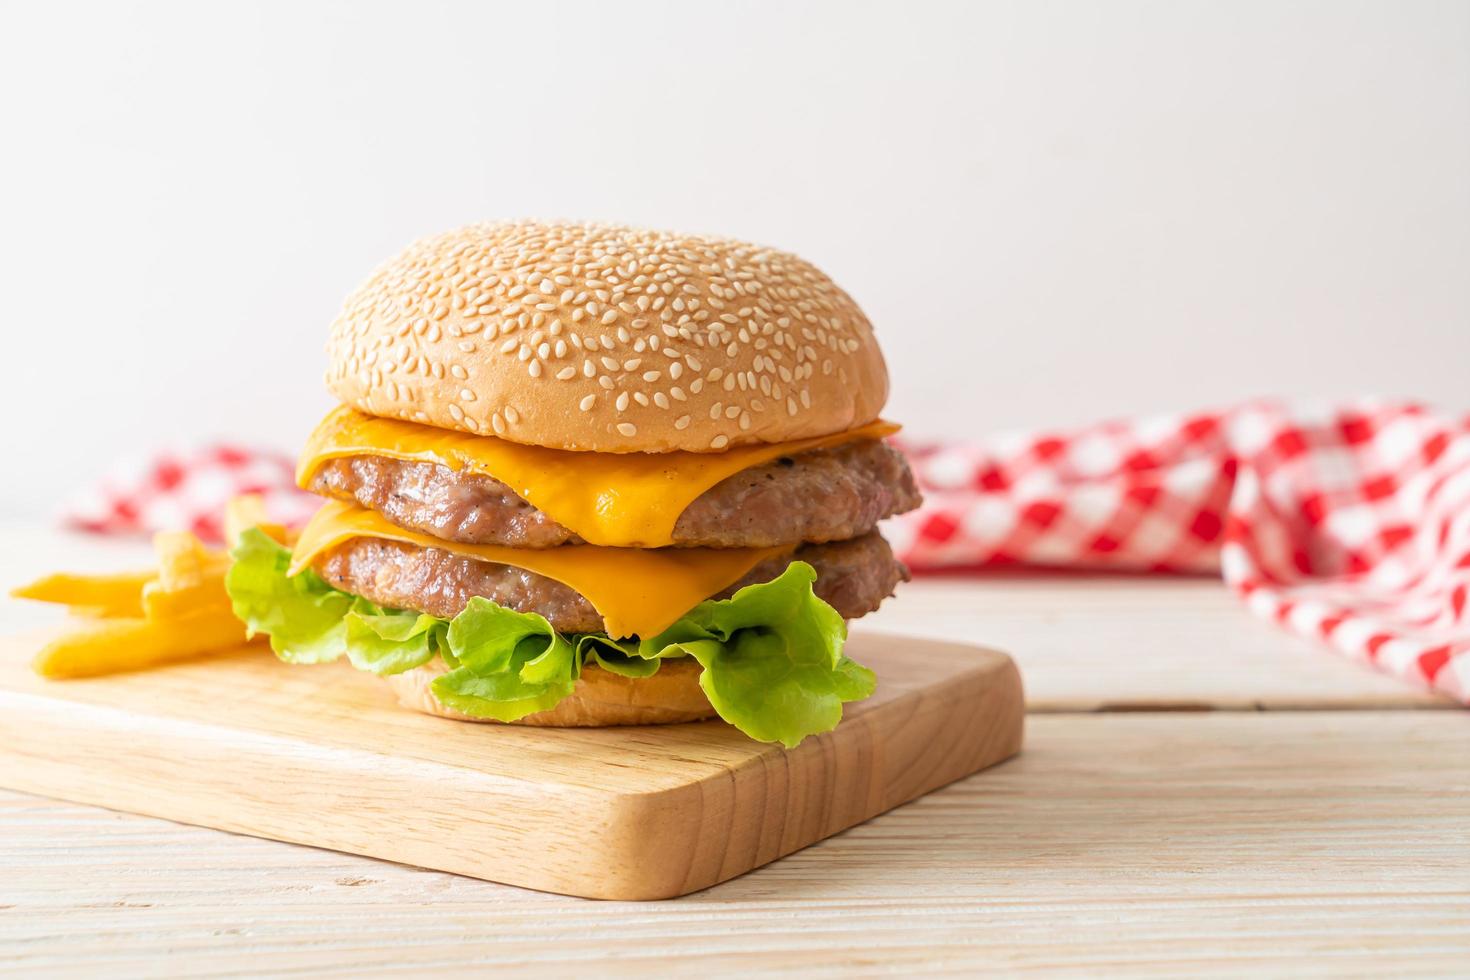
[{"left": 382, "top": 656, "right": 718, "bottom": 727}]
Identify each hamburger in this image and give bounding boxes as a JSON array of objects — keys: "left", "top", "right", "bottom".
[{"left": 227, "top": 221, "right": 921, "bottom": 746}]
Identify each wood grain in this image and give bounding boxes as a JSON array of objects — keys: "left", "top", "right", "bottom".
[
  {"left": 862, "top": 574, "right": 1455, "bottom": 711},
  {"left": 2, "top": 711, "right": 1466, "bottom": 977},
  {"left": 0, "top": 630, "right": 1023, "bottom": 900},
  {"left": 4, "top": 525, "right": 1464, "bottom": 972}
]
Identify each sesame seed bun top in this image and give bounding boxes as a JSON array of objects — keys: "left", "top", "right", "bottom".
[{"left": 325, "top": 221, "right": 890, "bottom": 453}]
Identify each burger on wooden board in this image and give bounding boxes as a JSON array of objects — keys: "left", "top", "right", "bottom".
[{"left": 227, "top": 221, "right": 922, "bottom": 746}]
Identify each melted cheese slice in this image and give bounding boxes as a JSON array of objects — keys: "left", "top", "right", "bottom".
[
  {"left": 296, "top": 406, "right": 899, "bottom": 548},
  {"left": 291, "top": 500, "right": 786, "bottom": 639}
]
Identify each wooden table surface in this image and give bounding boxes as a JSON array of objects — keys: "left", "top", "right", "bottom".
[{"left": 2, "top": 525, "right": 1467, "bottom": 976}]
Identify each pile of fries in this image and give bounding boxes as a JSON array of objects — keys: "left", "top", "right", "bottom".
[{"left": 10, "top": 496, "right": 287, "bottom": 678}]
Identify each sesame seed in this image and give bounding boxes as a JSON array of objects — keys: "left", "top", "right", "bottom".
[
  {"left": 617, "top": 422, "right": 637, "bottom": 437},
  {"left": 579, "top": 394, "right": 597, "bottom": 411},
  {"left": 615, "top": 392, "right": 629, "bottom": 412},
  {"left": 328, "top": 221, "right": 874, "bottom": 441},
  {"left": 710, "top": 435, "right": 729, "bottom": 449},
  {"left": 675, "top": 414, "right": 691, "bottom": 430}
]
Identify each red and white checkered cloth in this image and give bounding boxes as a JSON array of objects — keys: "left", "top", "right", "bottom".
[
  {"left": 886, "top": 399, "right": 1470, "bottom": 702},
  {"left": 62, "top": 445, "right": 320, "bottom": 545},
  {"left": 62, "top": 399, "right": 1470, "bottom": 703}
]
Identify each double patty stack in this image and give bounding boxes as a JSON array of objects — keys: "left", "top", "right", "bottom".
[{"left": 229, "top": 221, "right": 921, "bottom": 746}]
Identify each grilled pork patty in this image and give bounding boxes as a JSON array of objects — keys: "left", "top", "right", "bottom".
[
  {"left": 314, "top": 530, "right": 909, "bottom": 635},
  {"left": 307, "top": 439, "right": 921, "bottom": 549}
]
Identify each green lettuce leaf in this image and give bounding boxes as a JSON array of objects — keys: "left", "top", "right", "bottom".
[
  {"left": 430, "top": 597, "right": 578, "bottom": 721},
  {"left": 227, "top": 529, "right": 353, "bottom": 664},
  {"left": 344, "top": 606, "right": 442, "bottom": 675},
  {"left": 576, "top": 635, "right": 661, "bottom": 678},
  {"left": 642, "top": 563, "right": 872, "bottom": 748},
  {"left": 225, "top": 533, "right": 871, "bottom": 746}
]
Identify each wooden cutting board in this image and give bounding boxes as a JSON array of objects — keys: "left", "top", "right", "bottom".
[{"left": 0, "top": 630, "right": 1022, "bottom": 900}]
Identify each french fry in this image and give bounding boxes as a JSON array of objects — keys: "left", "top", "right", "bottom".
[
  {"left": 225, "top": 495, "right": 292, "bottom": 549},
  {"left": 144, "top": 528, "right": 235, "bottom": 619},
  {"left": 68, "top": 606, "right": 120, "bottom": 619},
  {"left": 31, "top": 608, "right": 251, "bottom": 679},
  {"left": 153, "top": 531, "right": 228, "bottom": 591},
  {"left": 10, "top": 571, "right": 153, "bottom": 618},
  {"left": 141, "top": 576, "right": 233, "bottom": 620},
  {"left": 18, "top": 516, "right": 263, "bottom": 678}
]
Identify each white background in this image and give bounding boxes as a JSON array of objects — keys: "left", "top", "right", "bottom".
[{"left": 1, "top": 0, "right": 1466, "bottom": 519}]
